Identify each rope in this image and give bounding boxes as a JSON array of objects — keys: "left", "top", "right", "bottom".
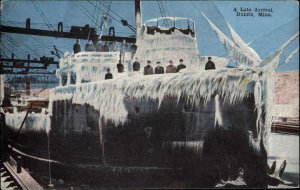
[
  {"left": 86, "top": 0, "right": 122, "bottom": 26},
  {"left": 1, "top": 44, "right": 20, "bottom": 58},
  {"left": 86, "top": 0, "right": 136, "bottom": 33},
  {"left": 2, "top": 16, "right": 54, "bottom": 53},
  {"left": 95, "top": 0, "right": 101, "bottom": 26},
  {"left": 73, "top": 1, "right": 99, "bottom": 27},
  {"left": 31, "top": 0, "right": 56, "bottom": 31},
  {"left": 2, "top": 35, "right": 36, "bottom": 57}
]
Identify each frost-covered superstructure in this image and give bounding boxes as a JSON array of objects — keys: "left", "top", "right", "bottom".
[
  {"left": 57, "top": 51, "right": 120, "bottom": 84},
  {"left": 56, "top": 17, "right": 201, "bottom": 85},
  {"left": 4, "top": 13, "right": 297, "bottom": 188},
  {"left": 135, "top": 17, "right": 201, "bottom": 65}
]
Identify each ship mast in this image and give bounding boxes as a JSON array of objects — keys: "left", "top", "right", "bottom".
[{"left": 135, "top": 0, "right": 142, "bottom": 36}]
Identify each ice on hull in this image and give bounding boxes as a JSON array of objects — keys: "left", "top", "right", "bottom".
[
  {"left": 4, "top": 13, "right": 292, "bottom": 188},
  {"left": 5, "top": 67, "right": 269, "bottom": 188}
]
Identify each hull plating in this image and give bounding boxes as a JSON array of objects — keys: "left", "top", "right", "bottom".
[{"left": 5, "top": 93, "right": 268, "bottom": 188}]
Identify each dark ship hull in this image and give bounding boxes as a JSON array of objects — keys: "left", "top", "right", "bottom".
[{"left": 4, "top": 90, "right": 268, "bottom": 188}]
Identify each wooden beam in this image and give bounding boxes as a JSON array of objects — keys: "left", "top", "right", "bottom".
[
  {"left": 1, "top": 70, "right": 56, "bottom": 75},
  {"left": 0, "top": 58, "right": 59, "bottom": 65},
  {"left": 0, "top": 57, "right": 58, "bottom": 74},
  {"left": 0, "top": 25, "right": 136, "bottom": 43}
]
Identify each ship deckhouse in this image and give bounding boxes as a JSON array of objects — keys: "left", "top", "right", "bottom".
[{"left": 56, "top": 17, "right": 201, "bottom": 87}]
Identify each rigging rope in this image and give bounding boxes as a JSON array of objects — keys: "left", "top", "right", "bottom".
[
  {"left": 91, "top": 0, "right": 98, "bottom": 28},
  {"left": 86, "top": 0, "right": 122, "bottom": 26},
  {"left": 106, "top": 0, "right": 112, "bottom": 14},
  {"left": 164, "top": 0, "right": 171, "bottom": 18},
  {"left": 157, "top": 0, "right": 169, "bottom": 27},
  {"left": 4, "top": 37, "right": 50, "bottom": 59},
  {"left": 2, "top": 35, "right": 38, "bottom": 57},
  {"left": 95, "top": 0, "right": 101, "bottom": 26},
  {"left": 1, "top": 44, "right": 20, "bottom": 58},
  {"left": 31, "top": 0, "right": 56, "bottom": 31},
  {"left": 86, "top": 0, "right": 136, "bottom": 33},
  {"left": 1, "top": 17, "right": 54, "bottom": 60},
  {"left": 0, "top": 49, "right": 9, "bottom": 58},
  {"left": 72, "top": 1, "right": 99, "bottom": 27}
]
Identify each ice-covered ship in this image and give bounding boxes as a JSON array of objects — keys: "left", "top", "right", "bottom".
[{"left": 2, "top": 0, "right": 298, "bottom": 188}]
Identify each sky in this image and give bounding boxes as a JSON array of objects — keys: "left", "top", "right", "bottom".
[{"left": 1, "top": 0, "right": 299, "bottom": 72}]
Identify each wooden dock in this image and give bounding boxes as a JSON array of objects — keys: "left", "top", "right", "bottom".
[
  {"left": 271, "top": 117, "right": 299, "bottom": 135},
  {"left": 1, "top": 156, "right": 43, "bottom": 190}
]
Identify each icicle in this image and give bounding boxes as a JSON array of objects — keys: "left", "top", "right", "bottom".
[
  {"left": 258, "top": 32, "right": 299, "bottom": 71},
  {"left": 227, "top": 22, "right": 261, "bottom": 66},
  {"left": 163, "top": 141, "right": 204, "bottom": 155},
  {"left": 254, "top": 81, "right": 262, "bottom": 141},
  {"left": 284, "top": 47, "right": 299, "bottom": 64},
  {"left": 201, "top": 12, "right": 259, "bottom": 67},
  {"left": 47, "top": 68, "right": 261, "bottom": 129},
  {"left": 214, "top": 94, "right": 223, "bottom": 127},
  {"left": 5, "top": 112, "right": 51, "bottom": 133}
]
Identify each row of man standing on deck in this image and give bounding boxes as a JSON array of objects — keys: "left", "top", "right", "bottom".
[
  {"left": 73, "top": 39, "right": 137, "bottom": 61},
  {"left": 105, "top": 59, "right": 182, "bottom": 79},
  {"left": 143, "top": 59, "right": 187, "bottom": 75},
  {"left": 115, "top": 59, "right": 187, "bottom": 75},
  {"left": 106, "top": 59, "right": 185, "bottom": 79},
  {"left": 141, "top": 57, "right": 215, "bottom": 75},
  {"left": 105, "top": 57, "right": 216, "bottom": 79},
  {"left": 74, "top": 39, "right": 131, "bottom": 53},
  {"left": 74, "top": 39, "right": 215, "bottom": 72}
]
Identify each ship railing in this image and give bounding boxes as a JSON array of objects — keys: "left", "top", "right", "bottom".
[
  {"left": 59, "top": 51, "right": 119, "bottom": 68},
  {"left": 144, "top": 17, "right": 195, "bottom": 37}
]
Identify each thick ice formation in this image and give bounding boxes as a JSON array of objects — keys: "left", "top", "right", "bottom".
[
  {"left": 5, "top": 112, "right": 51, "bottom": 133},
  {"left": 135, "top": 27, "right": 201, "bottom": 67},
  {"left": 57, "top": 52, "right": 120, "bottom": 83},
  {"left": 251, "top": 32, "right": 299, "bottom": 152},
  {"left": 49, "top": 68, "right": 259, "bottom": 125},
  {"left": 4, "top": 15, "right": 298, "bottom": 163},
  {"left": 202, "top": 13, "right": 261, "bottom": 67},
  {"left": 227, "top": 22, "right": 262, "bottom": 65},
  {"left": 258, "top": 32, "right": 299, "bottom": 70},
  {"left": 51, "top": 32, "right": 300, "bottom": 154}
]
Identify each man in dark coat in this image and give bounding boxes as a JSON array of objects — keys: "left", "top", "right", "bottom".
[
  {"left": 102, "top": 42, "right": 109, "bottom": 52},
  {"left": 132, "top": 57, "right": 140, "bottom": 71},
  {"left": 73, "top": 39, "right": 81, "bottom": 54},
  {"left": 85, "top": 40, "right": 94, "bottom": 52},
  {"left": 176, "top": 59, "right": 186, "bottom": 72},
  {"left": 166, "top": 60, "right": 176, "bottom": 73},
  {"left": 144, "top": 60, "right": 154, "bottom": 75},
  {"left": 155, "top": 61, "right": 164, "bottom": 74},
  {"left": 95, "top": 41, "right": 102, "bottom": 52},
  {"left": 117, "top": 60, "right": 124, "bottom": 73},
  {"left": 0, "top": 95, "right": 12, "bottom": 107},
  {"left": 205, "top": 57, "right": 216, "bottom": 70},
  {"left": 105, "top": 68, "right": 113, "bottom": 80},
  {"left": 131, "top": 43, "right": 138, "bottom": 59}
]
